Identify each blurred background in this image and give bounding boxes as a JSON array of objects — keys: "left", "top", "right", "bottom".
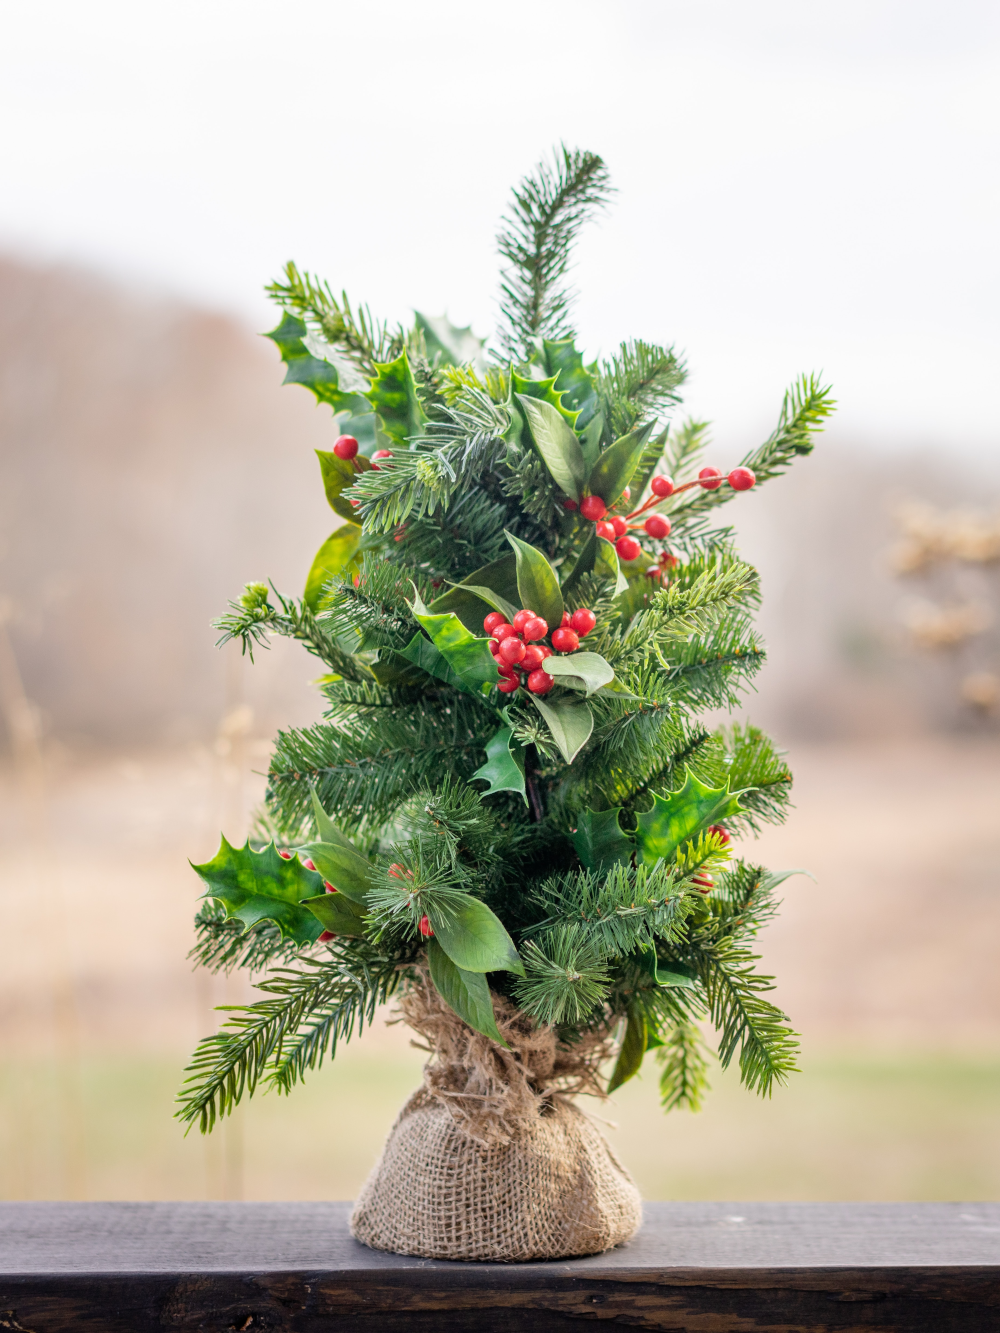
[{"left": 2, "top": 0, "right": 998, "bottom": 1204}]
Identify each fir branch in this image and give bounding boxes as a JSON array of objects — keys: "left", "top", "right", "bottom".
[
  {"left": 515, "top": 927, "right": 610, "bottom": 1026},
  {"left": 663, "top": 419, "right": 711, "bottom": 483},
  {"left": 658, "top": 618, "right": 766, "bottom": 711},
  {"left": 319, "top": 555, "right": 425, "bottom": 650},
  {"left": 395, "top": 489, "right": 516, "bottom": 580},
  {"left": 722, "top": 725, "right": 793, "bottom": 833},
  {"left": 655, "top": 1020, "right": 711, "bottom": 1112},
  {"left": 497, "top": 145, "right": 613, "bottom": 357},
  {"left": 188, "top": 902, "right": 305, "bottom": 976},
  {"left": 213, "top": 582, "right": 371, "bottom": 681},
  {"left": 266, "top": 262, "right": 402, "bottom": 376},
  {"left": 598, "top": 339, "right": 686, "bottom": 439}
]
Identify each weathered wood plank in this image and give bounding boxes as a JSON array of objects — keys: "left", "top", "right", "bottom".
[{"left": 1, "top": 1201, "right": 998, "bottom": 1332}]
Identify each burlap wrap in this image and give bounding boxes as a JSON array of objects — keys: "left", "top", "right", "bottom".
[{"left": 350, "top": 966, "right": 642, "bottom": 1262}]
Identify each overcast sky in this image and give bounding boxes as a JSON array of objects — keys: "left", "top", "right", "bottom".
[{"left": 2, "top": 0, "right": 998, "bottom": 456}]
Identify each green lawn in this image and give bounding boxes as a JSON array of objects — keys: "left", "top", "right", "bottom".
[{"left": 3, "top": 1045, "right": 998, "bottom": 1202}]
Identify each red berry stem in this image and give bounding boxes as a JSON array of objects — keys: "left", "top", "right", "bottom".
[{"left": 625, "top": 468, "right": 756, "bottom": 521}]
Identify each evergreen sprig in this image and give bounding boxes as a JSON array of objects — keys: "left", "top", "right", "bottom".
[{"left": 266, "top": 262, "right": 402, "bottom": 375}]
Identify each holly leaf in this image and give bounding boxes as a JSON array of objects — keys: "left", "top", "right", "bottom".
[
  {"left": 542, "top": 337, "right": 600, "bottom": 428},
  {"left": 587, "top": 422, "right": 655, "bottom": 506},
  {"left": 504, "top": 531, "right": 564, "bottom": 627},
  {"left": 266, "top": 313, "right": 369, "bottom": 416},
  {"left": 529, "top": 693, "right": 594, "bottom": 764},
  {"left": 300, "top": 891, "right": 367, "bottom": 937},
  {"left": 431, "top": 895, "right": 524, "bottom": 976},
  {"left": 427, "top": 937, "right": 508, "bottom": 1047},
  {"left": 471, "top": 726, "right": 527, "bottom": 804},
  {"left": 569, "top": 807, "right": 633, "bottom": 872},
  {"left": 635, "top": 769, "right": 745, "bottom": 868},
  {"left": 607, "top": 1003, "right": 646, "bottom": 1093},
  {"left": 580, "top": 410, "right": 604, "bottom": 474},
  {"left": 511, "top": 367, "right": 580, "bottom": 427},
  {"left": 365, "top": 349, "right": 427, "bottom": 449},
  {"left": 562, "top": 532, "right": 628, "bottom": 598},
  {"left": 191, "top": 836, "right": 323, "bottom": 945},
  {"left": 303, "top": 523, "right": 362, "bottom": 611},
  {"left": 414, "top": 312, "right": 486, "bottom": 368},
  {"left": 397, "top": 630, "right": 464, "bottom": 690},
  {"left": 517, "top": 395, "right": 586, "bottom": 501},
  {"left": 430, "top": 554, "right": 521, "bottom": 631},
  {"left": 409, "top": 592, "right": 498, "bottom": 697},
  {"left": 544, "top": 651, "right": 614, "bottom": 697},
  {"left": 316, "top": 449, "right": 371, "bottom": 522}
]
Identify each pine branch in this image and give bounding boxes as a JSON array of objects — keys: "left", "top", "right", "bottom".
[
  {"left": 319, "top": 556, "right": 425, "bottom": 650},
  {"left": 497, "top": 145, "right": 613, "bottom": 357},
  {"left": 598, "top": 339, "right": 686, "bottom": 439},
  {"left": 657, "top": 617, "right": 766, "bottom": 710},
  {"left": 266, "top": 262, "right": 402, "bottom": 377},
  {"left": 721, "top": 725, "right": 793, "bottom": 833},
  {"left": 213, "top": 583, "right": 371, "bottom": 680},
  {"left": 656, "top": 1019, "right": 712, "bottom": 1112},
  {"left": 515, "top": 926, "right": 611, "bottom": 1025},
  {"left": 188, "top": 902, "right": 305, "bottom": 975}
]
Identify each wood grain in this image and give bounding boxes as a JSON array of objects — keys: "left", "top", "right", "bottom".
[{"left": 1, "top": 1201, "right": 998, "bottom": 1331}]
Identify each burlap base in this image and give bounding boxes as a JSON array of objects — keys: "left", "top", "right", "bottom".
[
  {"left": 350, "top": 1088, "right": 642, "bottom": 1261},
  {"left": 349, "top": 966, "right": 642, "bottom": 1261}
]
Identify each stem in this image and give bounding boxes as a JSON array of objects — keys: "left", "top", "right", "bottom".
[
  {"left": 625, "top": 476, "right": 727, "bottom": 521},
  {"left": 524, "top": 745, "right": 545, "bottom": 824}
]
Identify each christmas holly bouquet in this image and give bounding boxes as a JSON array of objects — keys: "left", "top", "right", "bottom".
[{"left": 178, "top": 147, "right": 833, "bottom": 1261}]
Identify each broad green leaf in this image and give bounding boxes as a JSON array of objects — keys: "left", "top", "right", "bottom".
[
  {"left": 561, "top": 528, "right": 599, "bottom": 596},
  {"left": 596, "top": 536, "right": 631, "bottom": 596},
  {"left": 303, "top": 524, "right": 362, "bottom": 611},
  {"left": 397, "top": 630, "right": 464, "bottom": 690},
  {"left": 365, "top": 349, "right": 427, "bottom": 449},
  {"left": 511, "top": 368, "right": 580, "bottom": 427},
  {"left": 544, "top": 651, "right": 615, "bottom": 697},
  {"left": 427, "top": 937, "right": 508, "bottom": 1047},
  {"left": 316, "top": 449, "right": 371, "bottom": 522},
  {"left": 569, "top": 807, "right": 633, "bottom": 872},
  {"left": 300, "top": 891, "right": 367, "bottom": 937},
  {"left": 430, "top": 554, "right": 521, "bottom": 631},
  {"left": 542, "top": 338, "right": 600, "bottom": 429},
  {"left": 640, "top": 947, "right": 699, "bottom": 990},
  {"left": 369, "top": 650, "right": 435, "bottom": 688},
  {"left": 517, "top": 396, "right": 586, "bottom": 501},
  {"left": 504, "top": 531, "right": 564, "bottom": 627},
  {"left": 414, "top": 312, "right": 486, "bottom": 368},
  {"left": 529, "top": 694, "right": 594, "bottom": 765},
  {"left": 635, "top": 769, "right": 745, "bottom": 867},
  {"left": 432, "top": 894, "right": 525, "bottom": 976},
  {"left": 580, "top": 410, "right": 604, "bottom": 473},
  {"left": 607, "top": 1004, "right": 646, "bottom": 1093},
  {"left": 587, "top": 422, "right": 655, "bottom": 505},
  {"left": 191, "top": 836, "right": 323, "bottom": 945},
  {"left": 309, "top": 790, "right": 360, "bottom": 853},
  {"left": 409, "top": 593, "right": 498, "bottom": 697},
  {"left": 629, "top": 423, "right": 669, "bottom": 501},
  {"left": 338, "top": 410, "right": 377, "bottom": 454},
  {"left": 471, "top": 726, "right": 527, "bottom": 804},
  {"left": 266, "top": 313, "right": 369, "bottom": 417},
  {"left": 300, "top": 840, "right": 373, "bottom": 904}
]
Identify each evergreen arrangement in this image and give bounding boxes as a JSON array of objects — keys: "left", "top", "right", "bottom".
[{"left": 177, "top": 147, "right": 834, "bottom": 1136}]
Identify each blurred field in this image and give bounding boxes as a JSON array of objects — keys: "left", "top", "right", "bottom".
[{"left": 1, "top": 733, "right": 998, "bottom": 1204}]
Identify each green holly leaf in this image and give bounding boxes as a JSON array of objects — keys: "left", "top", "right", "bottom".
[
  {"left": 607, "top": 1003, "right": 646, "bottom": 1093},
  {"left": 191, "top": 836, "right": 323, "bottom": 945},
  {"left": 542, "top": 338, "right": 600, "bottom": 429},
  {"left": 300, "top": 891, "right": 367, "bottom": 936},
  {"left": 544, "top": 651, "right": 615, "bottom": 697},
  {"left": 408, "top": 593, "right": 498, "bottom": 698},
  {"left": 517, "top": 396, "right": 587, "bottom": 501},
  {"left": 338, "top": 411, "right": 377, "bottom": 455},
  {"left": 265, "top": 313, "right": 369, "bottom": 416},
  {"left": 397, "top": 631, "right": 465, "bottom": 690},
  {"left": 580, "top": 410, "right": 604, "bottom": 474},
  {"left": 569, "top": 807, "right": 633, "bottom": 872},
  {"left": 316, "top": 449, "right": 371, "bottom": 522},
  {"left": 430, "top": 554, "right": 521, "bottom": 632},
  {"left": 427, "top": 937, "right": 508, "bottom": 1047},
  {"left": 414, "top": 312, "right": 486, "bottom": 368},
  {"left": 365, "top": 349, "right": 427, "bottom": 449},
  {"left": 504, "top": 532, "right": 564, "bottom": 627},
  {"left": 587, "top": 422, "right": 655, "bottom": 506},
  {"left": 639, "top": 946, "right": 698, "bottom": 990},
  {"left": 471, "top": 726, "right": 527, "bottom": 803},
  {"left": 635, "top": 769, "right": 745, "bottom": 868},
  {"left": 303, "top": 524, "right": 362, "bottom": 611},
  {"left": 432, "top": 895, "right": 525, "bottom": 976},
  {"left": 562, "top": 531, "right": 628, "bottom": 598},
  {"left": 529, "top": 693, "right": 594, "bottom": 764},
  {"left": 511, "top": 367, "right": 580, "bottom": 427}
]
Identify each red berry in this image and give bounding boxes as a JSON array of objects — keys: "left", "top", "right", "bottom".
[
  {"left": 537, "top": 643, "right": 553, "bottom": 660},
  {"left": 708, "top": 824, "right": 731, "bottom": 845},
  {"left": 318, "top": 930, "right": 337, "bottom": 942},
  {"left": 278, "top": 849, "right": 292, "bottom": 859},
  {"left": 527, "top": 669, "right": 555, "bottom": 694},
  {"left": 483, "top": 611, "right": 505, "bottom": 634},
  {"left": 419, "top": 914, "right": 434, "bottom": 937},
  {"left": 595, "top": 520, "right": 616, "bottom": 541},
  {"left": 512, "top": 609, "right": 535, "bottom": 632},
  {"left": 333, "top": 434, "right": 359, "bottom": 460},
  {"left": 651, "top": 475, "right": 675, "bottom": 497},
  {"left": 302, "top": 857, "right": 316, "bottom": 871},
  {"left": 621, "top": 487, "right": 631, "bottom": 501},
  {"left": 698, "top": 466, "right": 722, "bottom": 490},
  {"left": 521, "top": 644, "right": 545, "bottom": 670},
  {"left": 692, "top": 873, "right": 714, "bottom": 895},
  {"left": 499, "top": 636, "right": 526, "bottom": 665},
  {"left": 562, "top": 498, "right": 578, "bottom": 511},
  {"left": 522, "top": 615, "right": 548, "bottom": 641},
  {"left": 580, "top": 495, "right": 607, "bottom": 522},
  {"left": 616, "top": 535, "right": 641, "bottom": 562},
  {"left": 371, "top": 449, "right": 392, "bottom": 470},
  {"left": 551, "top": 627, "right": 579, "bottom": 653},
  {"left": 728, "top": 467, "right": 756, "bottom": 491},
  {"left": 324, "top": 880, "right": 338, "bottom": 893},
  {"left": 645, "top": 566, "right": 662, "bottom": 580},
  {"left": 492, "top": 622, "right": 517, "bottom": 642},
  {"left": 561, "top": 612, "right": 572, "bottom": 627},
  {"left": 497, "top": 676, "right": 519, "bottom": 694},
  {"left": 644, "top": 514, "right": 671, "bottom": 539},
  {"left": 496, "top": 661, "right": 518, "bottom": 679},
  {"left": 570, "top": 608, "right": 596, "bottom": 636},
  {"left": 611, "top": 515, "right": 628, "bottom": 537},
  {"left": 488, "top": 639, "right": 501, "bottom": 657}
]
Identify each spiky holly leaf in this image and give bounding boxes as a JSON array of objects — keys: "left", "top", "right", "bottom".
[
  {"left": 365, "top": 349, "right": 427, "bottom": 449},
  {"left": 542, "top": 337, "right": 600, "bottom": 429},
  {"left": 427, "top": 937, "right": 507, "bottom": 1046},
  {"left": 635, "top": 769, "right": 745, "bottom": 868},
  {"left": 569, "top": 807, "right": 633, "bottom": 872},
  {"left": 409, "top": 592, "right": 498, "bottom": 698},
  {"left": 472, "top": 725, "right": 527, "bottom": 804},
  {"left": 397, "top": 631, "right": 464, "bottom": 690},
  {"left": 607, "top": 1003, "right": 646, "bottom": 1093},
  {"left": 511, "top": 367, "right": 580, "bottom": 427},
  {"left": 266, "top": 313, "right": 369, "bottom": 416},
  {"left": 415, "top": 312, "right": 486, "bottom": 368},
  {"left": 191, "top": 837, "right": 323, "bottom": 945},
  {"left": 303, "top": 524, "right": 362, "bottom": 611}
]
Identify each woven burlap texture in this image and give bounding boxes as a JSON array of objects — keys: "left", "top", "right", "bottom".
[{"left": 349, "top": 965, "right": 642, "bottom": 1261}]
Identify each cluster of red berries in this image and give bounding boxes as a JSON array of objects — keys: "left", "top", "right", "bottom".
[{"left": 484, "top": 605, "right": 597, "bottom": 696}]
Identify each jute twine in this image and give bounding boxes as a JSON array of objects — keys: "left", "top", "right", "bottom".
[{"left": 350, "top": 965, "right": 643, "bottom": 1262}]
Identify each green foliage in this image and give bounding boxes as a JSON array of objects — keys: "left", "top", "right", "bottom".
[
  {"left": 598, "top": 341, "right": 687, "bottom": 441},
  {"left": 191, "top": 837, "right": 325, "bottom": 946},
  {"left": 656, "top": 1020, "right": 711, "bottom": 1111}
]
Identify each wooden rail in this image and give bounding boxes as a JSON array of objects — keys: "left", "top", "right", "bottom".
[{"left": 1, "top": 1201, "right": 998, "bottom": 1330}]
